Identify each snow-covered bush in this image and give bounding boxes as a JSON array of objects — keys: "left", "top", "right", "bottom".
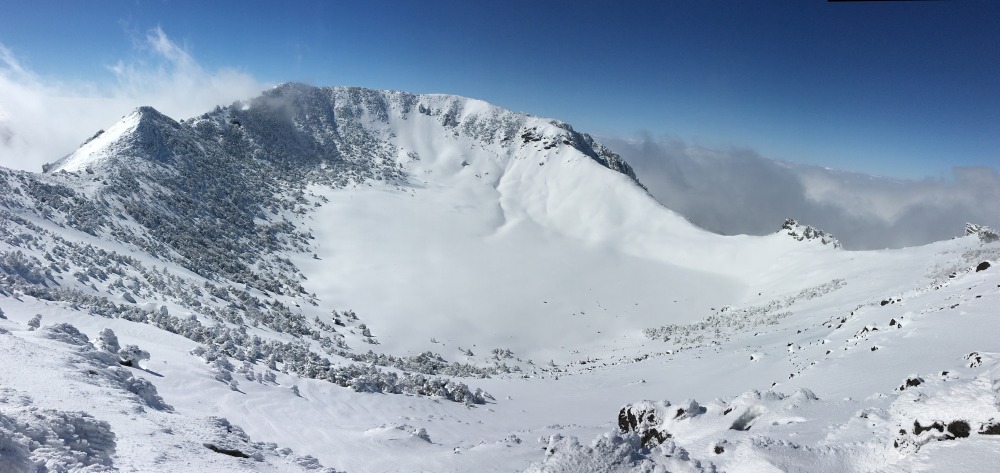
[
  {"left": 42, "top": 323, "right": 91, "bottom": 346},
  {"left": 412, "top": 427, "right": 431, "bottom": 442},
  {"left": 106, "top": 367, "right": 172, "bottom": 411},
  {"left": 0, "top": 251, "right": 51, "bottom": 286},
  {"left": 95, "top": 328, "right": 121, "bottom": 353},
  {"left": 525, "top": 432, "right": 706, "bottom": 473},
  {"left": 27, "top": 314, "right": 41, "bottom": 331},
  {"left": 0, "top": 408, "right": 117, "bottom": 472},
  {"left": 210, "top": 356, "right": 236, "bottom": 385},
  {"left": 117, "top": 344, "right": 150, "bottom": 367}
]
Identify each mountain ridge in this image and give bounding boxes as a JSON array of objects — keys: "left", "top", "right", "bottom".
[{"left": 46, "top": 84, "right": 644, "bottom": 189}]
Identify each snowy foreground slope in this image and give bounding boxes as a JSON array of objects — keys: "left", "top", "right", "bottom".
[{"left": 1, "top": 84, "right": 999, "bottom": 472}]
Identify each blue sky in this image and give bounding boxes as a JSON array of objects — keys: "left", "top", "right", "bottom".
[{"left": 0, "top": 0, "right": 998, "bottom": 178}]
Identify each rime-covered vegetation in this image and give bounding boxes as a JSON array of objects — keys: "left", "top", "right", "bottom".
[{"left": 643, "top": 279, "right": 847, "bottom": 349}]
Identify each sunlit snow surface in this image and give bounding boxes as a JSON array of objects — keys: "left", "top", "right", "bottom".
[{"left": 1, "top": 85, "right": 999, "bottom": 472}]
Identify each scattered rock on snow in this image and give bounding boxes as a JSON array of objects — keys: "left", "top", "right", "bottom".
[
  {"left": 898, "top": 377, "right": 923, "bottom": 391},
  {"left": 980, "top": 422, "right": 1000, "bottom": 435},
  {"left": 204, "top": 442, "right": 251, "bottom": 458}
]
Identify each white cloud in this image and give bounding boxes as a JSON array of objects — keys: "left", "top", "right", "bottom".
[
  {"left": 607, "top": 136, "right": 1000, "bottom": 250},
  {"left": 0, "top": 27, "right": 267, "bottom": 172},
  {"left": 795, "top": 167, "right": 998, "bottom": 225}
]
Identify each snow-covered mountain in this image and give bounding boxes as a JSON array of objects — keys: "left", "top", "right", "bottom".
[{"left": 1, "top": 84, "right": 998, "bottom": 472}]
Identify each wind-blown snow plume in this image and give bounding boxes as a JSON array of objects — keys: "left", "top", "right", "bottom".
[
  {"left": 608, "top": 136, "right": 1000, "bottom": 249},
  {"left": 0, "top": 27, "right": 265, "bottom": 172}
]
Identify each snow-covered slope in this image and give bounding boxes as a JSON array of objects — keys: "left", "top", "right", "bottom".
[{"left": 1, "top": 84, "right": 998, "bottom": 472}]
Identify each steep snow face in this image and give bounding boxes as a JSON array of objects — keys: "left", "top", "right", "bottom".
[{"left": 45, "top": 108, "right": 142, "bottom": 173}]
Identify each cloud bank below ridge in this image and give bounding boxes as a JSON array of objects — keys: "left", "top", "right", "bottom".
[{"left": 607, "top": 136, "right": 1000, "bottom": 250}]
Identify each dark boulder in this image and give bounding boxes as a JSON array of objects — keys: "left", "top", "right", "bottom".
[{"left": 947, "top": 421, "right": 970, "bottom": 438}]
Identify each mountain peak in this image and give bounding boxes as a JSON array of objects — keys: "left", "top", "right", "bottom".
[
  {"left": 45, "top": 106, "right": 184, "bottom": 174},
  {"left": 133, "top": 105, "right": 168, "bottom": 120}
]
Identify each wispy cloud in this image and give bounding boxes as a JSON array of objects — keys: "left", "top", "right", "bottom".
[
  {"left": 607, "top": 136, "right": 1000, "bottom": 249},
  {"left": 0, "top": 27, "right": 266, "bottom": 171}
]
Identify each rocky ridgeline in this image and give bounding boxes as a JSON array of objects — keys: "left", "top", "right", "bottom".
[
  {"left": 966, "top": 223, "right": 999, "bottom": 244},
  {"left": 781, "top": 218, "right": 841, "bottom": 248}
]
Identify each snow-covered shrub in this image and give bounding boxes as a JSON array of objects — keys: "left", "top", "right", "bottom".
[
  {"left": 525, "top": 432, "right": 707, "bottom": 473},
  {"left": 0, "top": 408, "right": 117, "bottom": 472},
  {"left": 492, "top": 347, "right": 514, "bottom": 360},
  {"left": 95, "top": 328, "right": 121, "bottom": 353},
  {"left": 263, "top": 370, "right": 277, "bottom": 384},
  {"left": 211, "top": 357, "right": 235, "bottom": 384},
  {"left": 117, "top": 344, "right": 150, "bottom": 367},
  {"left": 293, "top": 454, "right": 325, "bottom": 469},
  {"left": 55, "top": 344, "right": 169, "bottom": 411},
  {"left": 27, "top": 314, "right": 41, "bottom": 331},
  {"left": 107, "top": 367, "right": 172, "bottom": 411},
  {"left": 0, "top": 251, "right": 51, "bottom": 286},
  {"left": 237, "top": 361, "right": 257, "bottom": 381},
  {"left": 412, "top": 427, "right": 431, "bottom": 442},
  {"left": 42, "top": 323, "right": 90, "bottom": 346}
]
